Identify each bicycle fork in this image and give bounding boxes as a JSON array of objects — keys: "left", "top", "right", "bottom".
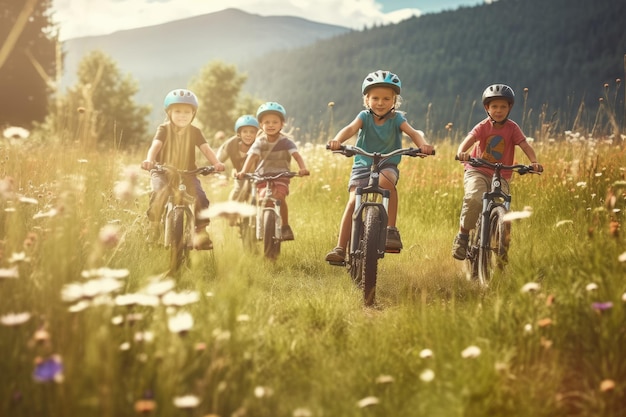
[
  {"left": 163, "top": 193, "right": 195, "bottom": 248},
  {"left": 350, "top": 188, "right": 389, "bottom": 257},
  {"left": 255, "top": 199, "right": 282, "bottom": 241}
]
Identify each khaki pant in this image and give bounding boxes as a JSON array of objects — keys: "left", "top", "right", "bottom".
[{"left": 459, "top": 170, "right": 510, "bottom": 231}]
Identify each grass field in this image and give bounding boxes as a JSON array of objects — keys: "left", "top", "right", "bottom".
[{"left": 0, "top": 132, "right": 625, "bottom": 416}]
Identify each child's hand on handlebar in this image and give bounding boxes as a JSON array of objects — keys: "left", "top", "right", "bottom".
[
  {"left": 530, "top": 162, "right": 544, "bottom": 173},
  {"left": 456, "top": 152, "right": 471, "bottom": 161},
  {"left": 420, "top": 144, "right": 435, "bottom": 155},
  {"left": 298, "top": 168, "right": 310, "bottom": 176},
  {"left": 141, "top": 160, "right": 155, "bottom": 170},
  {"left": 327, "top": 139, "right": 342, "bottom": 150},
  {"left": 214, "top": 162, "right": 226, "bottom": 172}
]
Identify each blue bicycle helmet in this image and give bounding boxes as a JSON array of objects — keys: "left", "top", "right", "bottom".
[
  {"left": 482, "top": 84, "right": 515, "bottom": 105},
  {"left": 234, "top": 115, "right": 259, "bottom": 133},
  {"left": 362, "top": 70, "right": 402, "bottom": 95},
  {"left": 256, "top": 102, "right": 286, "bottom": 122},
  {"left": 163, "top": 89, "right": 199, "bottom": 111}
]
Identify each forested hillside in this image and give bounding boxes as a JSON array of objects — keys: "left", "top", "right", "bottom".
[{"left": 242, "top": 0, "right": 626, "bottom": 140}]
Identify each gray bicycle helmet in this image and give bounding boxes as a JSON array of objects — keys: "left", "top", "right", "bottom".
[
  {"left": 482, "top": 84, "right": 515, "bottom": 105},
  {"left": 362, "top": 70, "right": 402, "bottom": 95}
]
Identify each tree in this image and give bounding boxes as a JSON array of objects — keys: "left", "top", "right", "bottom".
[
  {"left": 189, "top": 61, "right": 247, "bottom": 144},
  {"left": 61, "top": 50, "right": 150, "bottom": 149},
  {"left": 0, "top": 0, "right": 57, "bottom": 128}
]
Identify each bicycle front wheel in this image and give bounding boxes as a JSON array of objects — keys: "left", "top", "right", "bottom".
[
  {"left": 478, "top": 206, "right": 510, "bottom": 286},
  {"left": 240, "top": 216, "right": 257, "bottom": 253},
  {"left": 362, "top": 206, "right": 381, "bottom": 306},
  {"left": 465, "top": 226, "right": 480, "bottom": 282},
  {"left": 169, "top": 208, "right": 187, "bottom": 273},
  {"left": 262, "top": 210, "right": 281, "bottom": 260}
]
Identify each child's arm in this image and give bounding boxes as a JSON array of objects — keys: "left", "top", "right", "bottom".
[
  {"left": 456, "top": 134, "right": 477, "bottom": 161},
  {"left": 401, "top": 122, "right": 434, "bottom": 154},
  {"left": 292, "top": 152, "right": 309, "bottom": 176},
  {"left": 327, "top": 116, "right": 362, "bottom": 150},
  {"left": 519, "top": 141, "right": 543, "bottom": 172},
  {"left": 236, "top": 154, "right": 260, "bottom": 179},
  {"left": 199, "top": 143, "right": 225, "bottom": 172},
  {"left": 141, "top": 139, "right": 163, "bottom": 170}
]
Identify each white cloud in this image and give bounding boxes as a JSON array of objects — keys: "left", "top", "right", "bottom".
[{"left": 50, "top": 0, "right": 423, "bottom": 40}]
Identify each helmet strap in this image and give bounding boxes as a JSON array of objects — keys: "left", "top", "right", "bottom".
[{"left": 369, "top": 107, "right": 395, "bottom": 121}]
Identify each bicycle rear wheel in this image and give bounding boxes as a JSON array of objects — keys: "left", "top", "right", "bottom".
[
  {"left": 262, "top": 210, "right": 281, "bottom": 260},
  {"left": 362, "top": 206, "right": 381, "bottom": 306},
  {"left": 478, "top": 206, "right": 510, "bottom": 286}
]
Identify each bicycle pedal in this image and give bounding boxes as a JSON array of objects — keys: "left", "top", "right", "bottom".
[
  {"left": 385, "top": 248, "right": 401, "bottom": 254},
  {"left": 327, "top": 260, "right": 346, "bottom": 267}
]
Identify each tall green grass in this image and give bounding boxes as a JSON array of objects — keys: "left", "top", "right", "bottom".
[{"left": 0, "top": 135, "right": 624, "bottom": 416}]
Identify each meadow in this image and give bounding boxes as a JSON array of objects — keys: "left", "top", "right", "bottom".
[{"left": 0, "top": 131, "right": 625, "bottom": 417}]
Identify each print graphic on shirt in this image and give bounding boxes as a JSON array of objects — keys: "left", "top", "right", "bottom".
[{"left": 483, "top": 135, "right": 505, "bottom": 163}]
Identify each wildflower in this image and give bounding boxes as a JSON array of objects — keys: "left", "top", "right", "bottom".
[
  {"left": 622, "top": 292, "right": 626, "bottom": 302},
  {"left": 143, "top": 278, "right": 175, "bottom": 297},
  {"left": 68, "top": 300, "right": 90, "bottom": 313},
  {"left": 8, "top": 252, "right": 30, "bottom": 264},
  {"left": 585, "top": 283, "right": 598, "bottom": 292},
  {"left": 419, "top": 348, "right": 434, "bottom": 358},
  {"left": 168, "top": 312, "right": 193, "bottom": 334},
  {"left": 591, "top": 302, "right": 613, "bottom": 312},
  {"left": 0, "top": 266, "right": 19, "bottom": 279},
  {"left": 293, "top": 408, "right": 313, "bottom": 417},
  {"left": 236, "top": 314, "right": 250, "bottom": 322},
  {"left": 134, "top": 399, "right": 157, "bottom": 413},
  {"left": 1, "top": 312, "right": 31, "bottom": 326},
  {"left": 523, "top": 323, "right": 533, "bottom": 333},
  {"left": 357, "top": 396, "right": 379, "bottom": 408},
  {"left": 328, "top": 101, "right": 335, "bottom": 107},
  {"left": 254, "top": 386, "right": 274, "bottom": 398},
  {"left": 173, "top": 395, "right": 200, "bottom": 408},
  {"left": 134, "top": 331, "right": 154, "bottom": 343},
  {"left": 3, "top": 126, "right": 30, "bottom": 139},
  {"left": 375, "top": 375, "right": 394, "bottom": 384},
  {"left": 503, "top": 210, "right": 532, "bottom": 221},
  {"left": 32, "top": 208, "right": 58, "bottom": 219},
  {"left": 520, "top": 282, "right": 541, "bottom": 293},
  {"left": 555, "top": 220, "right": 573, "bottom": 227},
  {"left": 420, "top": 369, "right": 435, "bottom": 382},
  {"left": 120, "top": 342, "right": 131, "bottom": 351},
  {"left": 212, "top": 328, "right": 231, "bottom": 342},
  {"left": 98, "top": 224, "right": 121, "bottom": 248},
  {"left": 199, "top": 201, "right": 256, "bottom": 220},
  {"left": 461, "top": 345, "right": 481, "bottom": 358},
  {"left": 33, "top": 355, "right": 64, "bottom": 383},
  {"left": 18, "top": 196, "right": 38, "bottom": 205},
  {"left": 537, "top": 318, "right": 553, "bottom": 327},
  {"left": 600, "top": 379, "right": 615, "bottom": 392},
  {"left": 540, "top": 337, "right": 553, "bottom": 349},
  {"left": 576, "top": 182, "right": 587, "bottom": 188},
  {"left": 161, "top": 290, "right": 200, "bottom": 307}
]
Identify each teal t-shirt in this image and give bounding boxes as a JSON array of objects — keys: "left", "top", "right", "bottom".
[{"left": 353, "top": 110, "right": 406, "bottom": 168}]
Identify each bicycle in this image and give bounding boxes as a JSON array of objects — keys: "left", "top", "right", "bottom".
[
  {"left": 152, "top": 164, "right": 215, "bottom": 273},
  {"left": 240, "top": 171, "right": 299, "bottom": 260},
  {"left": 458, "top": 157, "right": 538, "bottom": 286},
  {"left": 328, "top": 144, "right": 434, "bottom": 306}
]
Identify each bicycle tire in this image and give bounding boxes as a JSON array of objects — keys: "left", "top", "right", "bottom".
[
  {"left": 169, "top": 208, "right": 186, "bottom": 272},
  {"left": 478, "top": 206, "right": 510, "bottom": 286},
  {"left": 465, "top": 226, "right": 480, "bottom": 282},
  {"left": 349, "top": 229, "right": 365, "bottom": 287},
  {"left": 362, "top": 206, "right": 381, "bottom": 306},
  {"left": 262, "top": 210, "right": 280, "bottom": 260}
]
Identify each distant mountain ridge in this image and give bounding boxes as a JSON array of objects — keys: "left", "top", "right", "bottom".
[{"left": 61, "top": 8, "right": 351, "bottom": 88}]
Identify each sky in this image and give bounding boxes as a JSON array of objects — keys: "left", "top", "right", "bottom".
[{"left": 50, "top": 0, "right": 485, "bottom": 41}]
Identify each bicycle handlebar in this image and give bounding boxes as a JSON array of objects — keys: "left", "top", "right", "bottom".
[
  {"left": 241, "top": 171, "right": 299, "bottom": 182},
  {"left": 154, "top": 164, "right": 216, "bottom": 176},
  {"left": 455, "top": 156, "right": 537, "bottom": 175},
  {"left": 326, "top": 144, "right": 435, "bottom": 159}
]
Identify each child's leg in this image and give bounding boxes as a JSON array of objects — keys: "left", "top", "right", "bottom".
[
  {"left": 379, "top": 168, "right": 399, "bottom": 227},
  {"left": 336, "top": 191, "right": 356, "bottom": 249},
  {"left": 189, "top": 177, "right": 210, "bottom": 229}
]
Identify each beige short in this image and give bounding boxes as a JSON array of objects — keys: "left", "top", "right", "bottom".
[{"left": 459, "top": 169, "right": 510, "bottom": 231}]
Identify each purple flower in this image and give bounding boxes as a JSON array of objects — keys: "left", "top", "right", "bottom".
[
  {"left": 591, "top": 302, "right": 613, "bottom": 312},
  {"left": 33, "top": 355, "right": 64, "bottom": 383}
]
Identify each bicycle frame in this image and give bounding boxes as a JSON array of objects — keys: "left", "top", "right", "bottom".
[
  {"left": 329, "top": 144, "right": 433, "bottom": 306},
  {"left": 153, "top": 164, "right": 214, "bottom": 272},
  {"left": 242, "top": 171, "right": 297, "bottom": 259}
]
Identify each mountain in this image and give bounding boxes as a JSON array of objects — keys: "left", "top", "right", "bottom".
[
  {"left": 241, "top": 0, "right": 626, "bottom": 139},
  {"left": 61, "top": 8, "right": 350, "bottom": 89}
]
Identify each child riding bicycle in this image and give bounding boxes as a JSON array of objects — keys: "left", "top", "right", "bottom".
[
  {"left": 236, "top": 102, "right": 309, "bottom": 241},
  {"left": 452, "top": 83, "right": 543, "bottom": 260},
  {"left": 217, "top": 114, "right": 260, "bottom": 202},
  {"left": 325, "top": 70, "right": 434, "bottom": 263},
  {"left": 140, "top": 88, "right": 225, "bottom": 250}
]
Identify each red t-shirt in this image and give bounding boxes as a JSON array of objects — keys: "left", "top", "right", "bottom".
[{"left": 464, "top": 118, "right": 526, "bottom": 179}]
